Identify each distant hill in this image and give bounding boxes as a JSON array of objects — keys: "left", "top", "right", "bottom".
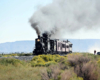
[
  {"left": 0, "top": 40, "right": 35, "bottom": 53},
  {"left": 0, "top": 39, "right": 100, "bottom": 53},
  {"left": 69, "top": 39, "right": 100, "bottom": 53}
]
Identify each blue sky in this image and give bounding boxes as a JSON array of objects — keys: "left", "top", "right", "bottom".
[
  {"left": 0, "top": 0, "right": 52, "bottom": 43},
  {"left": 0, "top": 0, "right": 100, "bottom": 43},
  {"left": 0, "top": 0, "right": 100, "bottom": 53}
]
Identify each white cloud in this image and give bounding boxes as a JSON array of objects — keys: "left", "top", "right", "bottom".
[{"left": 88, "top": 44, "right": 100, "bottom": 54}]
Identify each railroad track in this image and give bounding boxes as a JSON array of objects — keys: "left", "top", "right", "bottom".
[
  {"left": 0, "top": 56, "right": 34, "bottom": 61},
  {"left": 0, "top": 54, "right": 68, "bottom": 61},
  {"left": 14, "top": 56, "right": 34, "bottom": 60}
]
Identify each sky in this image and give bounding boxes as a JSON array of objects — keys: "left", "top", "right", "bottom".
[
  {"left": 0, "top": 0, "right": 53, "bottom": 43},
  {"left": 0, "top": 0, "right": 100, "bottom": 53},
  {"left": 0, "top": 0, "right": 100, "bottom": 44}
]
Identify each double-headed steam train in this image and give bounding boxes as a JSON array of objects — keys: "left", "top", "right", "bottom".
[{"left": 33, "top": 33, "right": 73, "bottom": 55}]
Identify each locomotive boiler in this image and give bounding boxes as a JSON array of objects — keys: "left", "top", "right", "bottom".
[{"left": 33, "top": 33, "right": 73, "bottom": 55}]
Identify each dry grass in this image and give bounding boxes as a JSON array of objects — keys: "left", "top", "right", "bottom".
[
  {"left": 67, "top": 53, "right": 100, "bottom": 80},
  {"left": 0, "top": 58, "right": 46, "bottom": 80},
  {"left": 75, "top": 62, "right": 99, "bottom": 80},
  {"left": 0, "top": 64, "right": 44, "bottom": 80},
  {"left": 41, "top": 68, "right": 49, "bottom": 80},
  {"left": 61, "top": 69, "right": 74, "bottom": 80},
  {"left": 67, "top": 54, "right": 90, "bottom": 66},
  {"left": 41, "top": 65, "right": 61, "bottom": 80},
  {"left": 1, "top": 53, "right": 100, "bottom": 80}
]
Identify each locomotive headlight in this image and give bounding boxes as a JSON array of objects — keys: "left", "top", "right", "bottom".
[{"left": 37, "top": 39, "right": 40, "bottom": 42}]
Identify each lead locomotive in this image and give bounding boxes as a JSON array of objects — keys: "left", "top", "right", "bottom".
[{"left": 33, "top": 33, "right": 73, "bottom": 55}]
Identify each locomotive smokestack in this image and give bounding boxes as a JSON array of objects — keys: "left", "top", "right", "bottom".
[
  {"left": 42, "top": 32, "right": 50, "bottom": 38},
  {"left": 38, "top": 35, "right": 40, "bottom": 39}
]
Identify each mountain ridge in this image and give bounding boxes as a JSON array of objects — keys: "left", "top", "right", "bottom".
[
  {"left": 0, "top": 40, "right": 35, "bottom": 53},
  {"left": 0, "top": 39, "right": 100, "bottom": 53}
]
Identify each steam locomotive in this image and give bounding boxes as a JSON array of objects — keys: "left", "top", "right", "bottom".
[{"left": 33, "top": 33, "right": 73, "bottom": 55}]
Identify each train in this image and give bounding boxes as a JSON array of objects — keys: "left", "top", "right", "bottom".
[{"left": 33, "top": 33, "right": 73, "bottom": 55}]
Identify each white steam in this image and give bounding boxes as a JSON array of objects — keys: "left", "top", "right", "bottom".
[
  {"left": 29, "top": 0, "right": 100, "bottom": 38},
  {"left": 88, "top": 44, "right": 100, "bottom": 54}
]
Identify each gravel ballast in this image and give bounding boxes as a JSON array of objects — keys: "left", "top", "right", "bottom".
[
  {"left": 0, "top": 56, "right": 34, "bottom": 61},
  {"left": 14, "top": 56, "right": 34, "bottom": 60}
]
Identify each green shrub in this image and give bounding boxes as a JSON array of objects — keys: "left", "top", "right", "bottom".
[
  {"left": 97, "top": 59, "right": 100, "bottom": 67},
  {"left": 11, "top": 54, "right": 17, "bottom": 56},
  {"left": 24, "top": 53, "right": 32, "bottom": 56},
  {"left": 39, "top": 54, "right": 55, "bottom": 61},
  {"left": 31, "top": 54, "right": 67, "bottom": 67},
  {"left": 45, "top": 61, "right": 57, "bottom": 67},
  {"left": 31, "top": 57, "right": 45, "bottom": 67},
  {"left": 0, "top": 58, "right": 25, "bottom": 67},
  {"left": 31, "top": 56, "right": 40, "bottom": 61}
]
